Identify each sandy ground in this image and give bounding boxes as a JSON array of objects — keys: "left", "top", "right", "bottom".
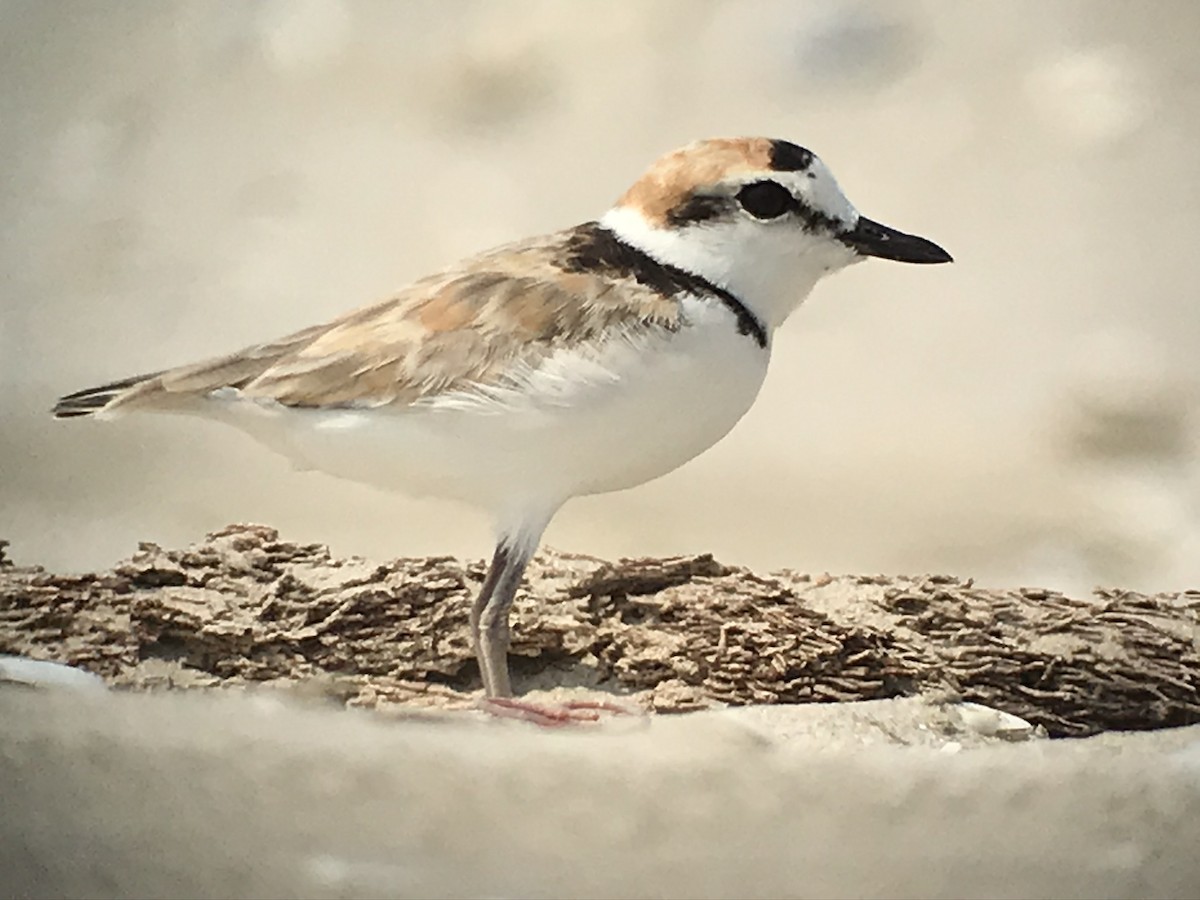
[
  {"left": 3, "top": 526, "right": 1199, "bottom": 898},
  {"left": 4, "top": 689, "right": 1200, "bottom": 900}
]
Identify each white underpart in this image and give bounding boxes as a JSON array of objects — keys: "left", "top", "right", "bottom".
[
  {"left": 204, "top": 296, "right": 769, "bottom": 541},
  {"left": 602, "top": 156, "right": 863, "bottom": 331}
]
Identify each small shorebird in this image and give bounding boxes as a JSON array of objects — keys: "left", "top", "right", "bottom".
[{"left": 55, "top": 137, "right": 951, "bottom": 718}]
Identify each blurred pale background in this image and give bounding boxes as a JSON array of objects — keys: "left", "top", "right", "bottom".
[{"left": 3, "top": 0, "right": 1199, "bottom": 593}]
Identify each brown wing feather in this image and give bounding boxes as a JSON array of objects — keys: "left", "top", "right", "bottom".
[{"left": 53, "top": 229, "right": 681, "bottom": 418}]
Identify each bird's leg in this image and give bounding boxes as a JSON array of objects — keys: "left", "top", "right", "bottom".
[
  {"left": 469, "top": 540, "right": 531, "bottom": 699},
  {"left": 469, "top": 524, "right": 637, "bottom": 727}
]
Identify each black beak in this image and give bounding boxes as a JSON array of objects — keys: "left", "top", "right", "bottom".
[{"left": 840, "top": 216, "right": 953, "bottom": 264}]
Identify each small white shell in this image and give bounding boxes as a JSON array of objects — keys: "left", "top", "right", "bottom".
[
  {"left": 0, "top": 656, "right": 108, "bottom": 692},
  {"left": 953, "top": 702, "right": 1036, "bottom": 741}
]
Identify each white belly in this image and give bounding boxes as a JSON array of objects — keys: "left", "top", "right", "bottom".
[{"left": 208, "top": 297, "right": 770, "bottom": 518}]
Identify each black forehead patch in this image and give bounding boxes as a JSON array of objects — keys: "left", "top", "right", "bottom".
[{"left": 769, "top": 140, "right": 814, "bottom": 172}]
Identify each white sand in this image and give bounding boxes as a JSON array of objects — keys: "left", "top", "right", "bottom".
[{"left": 4, "top": 687, "right": 1198, "bottom": 899}]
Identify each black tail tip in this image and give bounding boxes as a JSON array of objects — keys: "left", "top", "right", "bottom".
[
  {"left": 53, "top": 407, "right": 98, "bottom": 419},
  {"left": 52, "top": 396, "right": 110, "bottom": 418},
  {"left": 52, "top": 373, "right": 155, "bottom": 419},
  {"left": 52, "top": 389, "right": 117, "bottom": 419}
]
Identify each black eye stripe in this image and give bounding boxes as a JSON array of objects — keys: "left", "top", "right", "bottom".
[
  {"left": 736, "top": 181, "right": 795, "bottom": 220},
  {"left": 665, "top": 177, "right": 841, "bottom": 232},
  {"left": 665, "top": 193, "right": 730, "bottom": 227}
]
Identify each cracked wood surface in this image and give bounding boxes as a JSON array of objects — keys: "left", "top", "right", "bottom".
[{"left": 2, "top": 524, "right": 1197, "bottom": 736}]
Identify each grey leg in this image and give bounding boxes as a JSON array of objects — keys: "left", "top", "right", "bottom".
[
  {"left": 468, "top": 532, "right": 639, "bottom": 726},
  {"left": 469, "top": 541, "right": 534, "bottom": 698}
]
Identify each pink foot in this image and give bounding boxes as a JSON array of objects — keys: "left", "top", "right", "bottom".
[{"left": 479, "top": 696, "right": 637, "bottom": 728}]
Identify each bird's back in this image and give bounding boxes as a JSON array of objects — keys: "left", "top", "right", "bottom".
[{"left": 52, "top": 223, "right": 685, "bottom": 420}]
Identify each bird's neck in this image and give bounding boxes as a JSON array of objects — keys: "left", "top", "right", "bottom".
[{"left": 599, "top": 206, "right": 835, "bottom": 332}]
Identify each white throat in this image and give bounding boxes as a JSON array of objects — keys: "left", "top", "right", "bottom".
[{"left": 600, "top": 205, "right": 861, "bottom": 332}]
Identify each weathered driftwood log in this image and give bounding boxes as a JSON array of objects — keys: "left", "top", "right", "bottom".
[{"left": 2, "top": 524, "right": 1197, "bottom": 737}]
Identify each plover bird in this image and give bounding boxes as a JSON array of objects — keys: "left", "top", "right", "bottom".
[{"left": 55, "top": 137, "right": 951, "bottom": 715}]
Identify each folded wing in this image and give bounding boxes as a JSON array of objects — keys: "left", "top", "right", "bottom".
[{"left": 52, "top": 229, "right": 681, "bottom": 419}]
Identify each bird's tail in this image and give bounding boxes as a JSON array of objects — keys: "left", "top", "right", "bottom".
[
  {"left": 52, "top": 372, "right": 166, "bottom": 419},
  {"left": 53, "top": 321, "right": 339, "bottom": 420}
]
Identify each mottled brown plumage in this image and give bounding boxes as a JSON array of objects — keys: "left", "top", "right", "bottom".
[{"left": 54, "top": 227, "right": 684, "bottom": 417}]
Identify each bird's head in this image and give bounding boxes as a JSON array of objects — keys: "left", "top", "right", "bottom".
[{"left": 601, "top": 137, "right": 951, "bottom": 330}]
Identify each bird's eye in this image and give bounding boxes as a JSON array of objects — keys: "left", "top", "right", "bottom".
[{"left": 736, "top": 181, "right": 793, "bottom": 220}]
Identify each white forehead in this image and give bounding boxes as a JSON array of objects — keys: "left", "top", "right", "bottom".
[{"left": 756, "top": 156, "right": 860, "bottom": 228}]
